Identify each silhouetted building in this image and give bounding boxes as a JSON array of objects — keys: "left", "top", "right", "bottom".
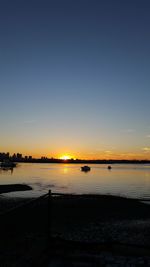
[
  {"left": 12, "top": 153, "right": 17, "bottom": 160},
  {"left": 0, "top": 152, "right": 10, "bottom": 161},
  {"left": 17, "top": 153, "right": 22, "bottom": 159}
]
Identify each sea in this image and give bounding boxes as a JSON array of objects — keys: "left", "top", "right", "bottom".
[{"left": 0, "top": 163, "right": 150, "bottom": 199}]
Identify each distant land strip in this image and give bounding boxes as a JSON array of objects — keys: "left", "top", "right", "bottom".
[
  {"left": 0, "top": 152, "right": 150, "bottom": 164},
  {"left": 12, "top": 159, "right": 150, "bottom": 164}
]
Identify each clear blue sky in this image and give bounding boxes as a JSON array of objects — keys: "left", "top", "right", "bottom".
[{"left": 0, "top": 0, "right": 150, "bottom": 159}]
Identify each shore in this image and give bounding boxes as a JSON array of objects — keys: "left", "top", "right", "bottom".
[
  {"left": 0, "top": 193, "right": 150, "bottom": 266},
  {"left": 0, "top": 184, "right": 32, "bottom": 194}
]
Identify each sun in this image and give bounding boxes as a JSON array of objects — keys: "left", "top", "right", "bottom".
[{"left": 60, "top": 155, "right": 71, "bottom": 160}]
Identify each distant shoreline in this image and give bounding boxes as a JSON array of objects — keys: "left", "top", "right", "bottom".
[{"left": 6, "top": 159, "right": 150, "bottom": 164}]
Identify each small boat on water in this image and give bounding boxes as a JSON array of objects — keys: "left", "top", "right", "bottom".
[
  {"left": 81, "top": 166, "right": 91, "bottom": 172},
  {"left": 107, "top": 165, "right": 112, "bottom": 170},
  {"left": 0, "top": 161, "right": 16, "bottom": 168}
]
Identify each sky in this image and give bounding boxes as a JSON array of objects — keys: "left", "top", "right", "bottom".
[{"left": 0, "top": 0, "right": 150, "bottom": 159}]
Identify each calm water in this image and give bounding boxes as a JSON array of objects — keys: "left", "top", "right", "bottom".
[{"left": 0, "top": 163, "right": 150, "bottom": 199}]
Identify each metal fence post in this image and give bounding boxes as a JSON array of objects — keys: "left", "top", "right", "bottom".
[{"left": 48, "top": 190, "right": 52, "bottom": 244}]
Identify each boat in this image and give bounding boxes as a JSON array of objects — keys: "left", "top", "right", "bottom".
[
  {"left": 81, "top": 166, "right": 91, "bottom": 172},
  {"left": 107, "top": 165, "right": 112, "bottom": 170},
  {"left": 0, "top": 161, "right": 16, "bottom": 168}
]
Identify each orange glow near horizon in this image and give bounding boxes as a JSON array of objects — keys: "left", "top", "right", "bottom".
[{"left": 59, "top": 155, "right": 72, "bottom": 160}]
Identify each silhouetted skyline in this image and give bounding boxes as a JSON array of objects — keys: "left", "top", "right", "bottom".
[
  {"left": 0, "top": 151, "right": 150, "bottom": 165},
  {"left": 0, "top": 0, "right": 150, "bottom": 159}
]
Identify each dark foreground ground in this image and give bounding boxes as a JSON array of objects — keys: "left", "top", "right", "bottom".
[{"left": 0, "top": 193, "right": 150, "bottom": 266}]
